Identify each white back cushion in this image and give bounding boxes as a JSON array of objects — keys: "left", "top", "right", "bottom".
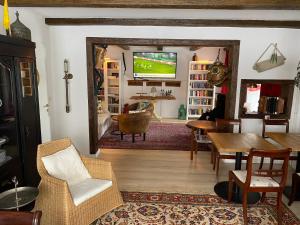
[{"left": 41, "top": 145, "right": 91, "bottom": 185}]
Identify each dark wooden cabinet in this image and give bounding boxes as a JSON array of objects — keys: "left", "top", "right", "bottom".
[{"left": 0, "top": 35, "right": 41, "bottom": 190}]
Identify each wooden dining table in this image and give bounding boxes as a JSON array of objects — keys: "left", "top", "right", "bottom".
[
  {"left": 266, "top": 132, "right": 300, "bottom": 199},
  {"left": 207, "top": 132, "right": 279, "bottom": 203},
  {"left": 186, "top": 120, "right": 215, "bottom": 160}
]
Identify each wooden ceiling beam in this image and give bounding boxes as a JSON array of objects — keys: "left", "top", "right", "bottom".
[
  {"left": 5, "top": 0, "right": 300, "bottom": 9},
  {"left": 45, "top": 18, "right": 300, "bottom": 29},
  {"left": 190, "top": 46, "right": 203, "bottom": 51}
]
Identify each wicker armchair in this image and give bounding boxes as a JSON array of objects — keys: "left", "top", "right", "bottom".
[
  {"left": 34, "top": 138, "right": 123, "bottom": 225},
  {"left": 118, "top": 111, "right": 152, "bottom": 142}
]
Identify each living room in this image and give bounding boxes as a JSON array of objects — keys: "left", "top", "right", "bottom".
[{"left": 1, "top": 1, "right": 300, "bottom": 224}]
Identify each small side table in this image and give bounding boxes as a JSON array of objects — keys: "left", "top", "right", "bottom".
[{"left": 0, "top": 187, "right": 39, "bottom": 211}]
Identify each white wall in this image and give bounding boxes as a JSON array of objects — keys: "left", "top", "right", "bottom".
[
  {"left": 2, "top": 7, "right": 300, "bottom": 155},
  {"left": 105, "top": 46, "right": 225, "bottom": 118},
  {"left": 0, "top": 7, "right": 52, "bottom": 143},
  {"left": 46, "top": 25, "right": 300, "bottom": 154}
]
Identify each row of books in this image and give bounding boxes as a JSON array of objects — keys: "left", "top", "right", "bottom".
[
  {"left": 190, "top": 64, "right": 211, "bottom": 70},
  {"left": 190, "top": 90, "right": 213, "bottom": 97},
  {"left": 189, "top": 98, "right": 213, "bottom": 106},
  {"left": 190, "top": 74, "right": 208, "bottom": 80},
  {"left": 188, "top": 107, "right": 211, "bottom": 116},
  {"left": 190, "top": 82, "right": 212, "bottom": 89}
]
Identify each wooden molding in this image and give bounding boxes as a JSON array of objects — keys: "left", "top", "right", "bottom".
[
  {"left": 45, "top": 18, "right": 300, "bottom": 29},
  {"left": 6, "top": 0, "right": 300, "bottom": 9}
]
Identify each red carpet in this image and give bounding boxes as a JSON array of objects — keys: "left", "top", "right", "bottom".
[{"left": 99, "top": 122, "right": 191, "bottom": 150}]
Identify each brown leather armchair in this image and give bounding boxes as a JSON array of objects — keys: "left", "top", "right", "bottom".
[{"left": 118, "top": 103, "right": 153, "bottom": 142}]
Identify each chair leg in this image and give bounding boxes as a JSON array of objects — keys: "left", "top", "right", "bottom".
[
  {"left": 228, "top": 172, "right": 233, "bottom": 202},
  {"left": 132, "top": 134, "right": 135, "bottom": 143},
  {"left": 277, "top": 191, "right": 283, "bottom": 225},
  {"left": 215, "top": 154, "right": 220, "bottom": 176},
  {"left": 259, "top": 157, "right": 264, "bottom": 169},
  {"left": 210, "top": 146, "right": 214, "bottom": 164},
  {"left": 143, "top": 133, "right": 146, "bottom": 141},
  {"left": 288, "top": 173, "right": 298, "bottom": 206},
  {"left": 269, "top": 158, "right": 274, "bottom": 170},
  {"left": 242, "top": 191, "right": 248, "bottom": 225},
  {"left": 261, "top": 192, "right": 266, "bottom": 202},
  {"left": 121, "top": 132, "right": 124, "bottom": 140},
  {"left": 213, "top": 151, "right": 218, "bottom": 170}
]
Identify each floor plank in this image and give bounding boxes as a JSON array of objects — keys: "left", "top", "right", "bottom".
[{"left": 99, "top": 148, "right": 300, "bottom": 218}]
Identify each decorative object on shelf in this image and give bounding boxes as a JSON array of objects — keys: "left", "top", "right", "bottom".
[
  {"left": 207, "top": 49, "right": 228, "bottom": 87},
  {"left": 11, "top": 11, "right": 31, "bottom": 41},
  {"left": 63, "top": 59, "right": 73, "bottom": 113},
  {"left": 294, "top": 61, "right": 300, "bottom": 90},
  {"left": 192, "top": 53, "right": 199, "bottom": 61},
  {"left": 2, "top": 0, "right": 10, "bottom": 36},
  {"left": 253, "top": 43, "right": 286, "bottom": 73},
  {"left": 178, "top": 104, "right": 186, "bottom": 120},
  {"left": 150, "top": 87, "right": 157, "bottom": 97}
]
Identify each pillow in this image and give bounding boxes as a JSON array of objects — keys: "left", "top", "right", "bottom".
[{"left": 41, "top": 145, "right": 91, "bottom": 186}]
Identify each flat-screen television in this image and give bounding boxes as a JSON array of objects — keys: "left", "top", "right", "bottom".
[{"left": 133, "top": 52, "right": 177, "bottom": 79}]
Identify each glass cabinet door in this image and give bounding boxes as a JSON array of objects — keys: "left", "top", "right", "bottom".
[{"left": 0, "top": 58, "right": 19, "bottom": 162}]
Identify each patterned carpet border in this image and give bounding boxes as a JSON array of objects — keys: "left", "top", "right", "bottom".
[{"left": 98, "top": 192, "right": 300, "bottom": 225}]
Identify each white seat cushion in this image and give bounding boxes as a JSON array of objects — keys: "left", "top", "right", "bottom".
[
  {"left": 41, "top": 145, "right": 91, "bottom": 186},
  {"left": 297, "top": 173, "right": 300, "bottom": 176},
  {"left": 69, "top": 178, "right": 112, "bottom": 206},
  {"left": 233, "top": 170, "right": 279, "bottom": 187}
]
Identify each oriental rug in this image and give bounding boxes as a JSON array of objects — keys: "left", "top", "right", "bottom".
[
  {"left": 99, "top": 122, "right": 191, "bottom": 151},
  {"left": 97, "top": 192, "right": 300, "bottom": 225}
]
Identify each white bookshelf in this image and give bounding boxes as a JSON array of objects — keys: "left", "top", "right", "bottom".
[
  {"left": 104, "top": 59, "right": 122, "bottom": 115},
  {"left": 186, "top": 61, "right": 216, "bottom": 120}
]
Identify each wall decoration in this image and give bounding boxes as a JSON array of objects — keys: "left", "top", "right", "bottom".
[
  {"left": 11, "top": 11, "right": 31, "bottom": 41},
  {"left": 63, "top": 59, "right": 73, "bottom": 113},
  {"left": 253, "top": 43, "right": 286, "bottom": 73},
  {"left": 207, "top": 49, "right": 228, "bottom": 87},
  {"left": 94, "top": 45, "right": 107, "bottom": 95}
]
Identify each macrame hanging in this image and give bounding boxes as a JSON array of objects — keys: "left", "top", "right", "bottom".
[
  {"left": 253, "top": 43, "right": 286, "bottom": 73},
  {"left": 207, "top": 49, "right": 228, "bottom": 87}
]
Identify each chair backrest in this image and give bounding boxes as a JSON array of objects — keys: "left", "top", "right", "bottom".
[
  {"left": 36, "top": 138, "right": 72, "bottom": 177},
  {"left": 245, "top": 148, "right": 291, "bottom": 188},
  {"left": 118, "top": 111, "right": 152, "bottom": 133},
  {"left": 262, "top": 119, "right": 289, "bottom": 138},
  {"left": 0, "top": 210, "right": 42, "bottom": 225},
  {"left": 215, "top": 118, "right": 241, "bottom": 133}
]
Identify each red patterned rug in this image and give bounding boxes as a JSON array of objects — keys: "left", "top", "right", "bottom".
[
  {"left": 97, "top": 192, "right": 300, "bottom": 225},
  {"left": 99, "top": 122, "right": 191, "bottom": 150}
]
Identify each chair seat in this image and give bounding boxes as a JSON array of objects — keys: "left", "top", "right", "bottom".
[
  {"left": 232, "top": 170, "right": 279, "bottom": 187},
  {"left": 69, "top": 178, "right": 112, "bottom": 206}
]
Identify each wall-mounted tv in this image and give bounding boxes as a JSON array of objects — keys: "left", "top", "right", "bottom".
[{"left": 133, "top": 52, "right": 177, "bottom": 79}]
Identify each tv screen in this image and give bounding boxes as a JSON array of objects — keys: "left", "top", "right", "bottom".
[{"left": 133, "top": 52, "right": 177, "bottom": 79}]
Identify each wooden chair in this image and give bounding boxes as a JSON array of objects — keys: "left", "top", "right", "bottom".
[
  {"left": 259, "top": 119, "right": 294, "bottom": 169},
  {"left": 0, "top": 210, "right": 42, "bottom": 225},
  {"left": 288, "top": 173, "right": 300, "bottom": 206},
  {"left": 213, "top": 119, "right": 247, "bottom": 176},
  {"left": 228, "top": 148, "right": 291, "bottom": 225}
]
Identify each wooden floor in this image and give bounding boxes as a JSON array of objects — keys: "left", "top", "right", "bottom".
[{"left": 99, "top": 148, "right": 300, "bottom": 218}]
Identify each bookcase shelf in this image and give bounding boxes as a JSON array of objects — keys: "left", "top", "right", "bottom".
[
  {"left": 103, "top": 59, "right": 122, "bottom": 115},
  {"left": 186, "top": 61, "right": 215, "bottom": 120}
]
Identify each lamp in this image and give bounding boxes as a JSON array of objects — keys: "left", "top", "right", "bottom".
[{"left": 295, "top": 61, "right": 300, "bottom": 90}]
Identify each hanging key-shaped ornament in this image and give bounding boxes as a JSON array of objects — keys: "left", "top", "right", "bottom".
[{"left": 63, "top": 59, "right": 73, "bottom": 113}]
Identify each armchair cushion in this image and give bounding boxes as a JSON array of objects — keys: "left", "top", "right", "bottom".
[
  {"left": 41, "top": 145, "right": 91, "bottom": 186},
  {"left": 69, "top": 178, "right": 112, "bottom": 206}
]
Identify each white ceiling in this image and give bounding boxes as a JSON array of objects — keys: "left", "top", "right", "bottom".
[{"left": 13, "top": 8, "right": 300, "bottom": 20}]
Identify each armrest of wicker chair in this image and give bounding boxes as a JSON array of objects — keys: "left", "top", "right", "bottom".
[{"left": 81, "top": 156, "right": 112, "bottom": 180}]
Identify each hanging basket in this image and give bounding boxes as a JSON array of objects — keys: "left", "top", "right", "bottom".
[{"left": 253, "top": 43, "right": 286, "bottom": 73}]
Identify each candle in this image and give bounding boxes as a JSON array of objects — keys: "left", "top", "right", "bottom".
[{"left": 64, "top": 59, "right": 68, "bottom": 73}]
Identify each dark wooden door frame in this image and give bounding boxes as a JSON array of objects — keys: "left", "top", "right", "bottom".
[{"left": 86, "top": 37, "right": 240, "bottom": 154}]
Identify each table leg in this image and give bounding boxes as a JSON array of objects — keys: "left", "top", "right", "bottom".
[
  {"left": 190, "top": 129, "right": 195, "bottom": 160},
  {"left": 214, "top": 152, "right": 261, "bottom": 204},
  {"left": 284, "top": 152, "right": 300, "bottom": 199}
]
